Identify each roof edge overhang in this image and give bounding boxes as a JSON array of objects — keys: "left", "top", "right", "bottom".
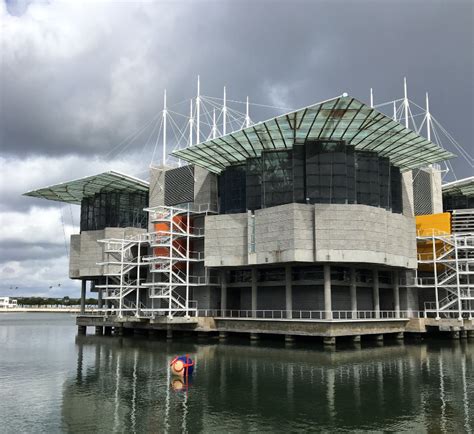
[
  {"left": 171, "top": 94, "right": 456, "bottom": 174},
  {"left": 23, "top": 170, "right": 149, "bottom": 205},
  {"left": 442, "top": 176, "right": 474, "bottom": 197}
]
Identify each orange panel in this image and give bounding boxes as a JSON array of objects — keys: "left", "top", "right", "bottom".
[{"left": 415, "top": 212, "right": 451, "bottom": 236}]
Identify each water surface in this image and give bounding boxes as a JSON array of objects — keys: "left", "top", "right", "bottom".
[{"left": 0, "top": 313, "right": 473, "bottom": 433}]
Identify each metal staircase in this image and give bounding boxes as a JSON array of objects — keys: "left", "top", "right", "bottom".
[
  {"left": 416, "top": 231, "right": 474, "bottom": 319},
  {"left": 95, "top": 205, "right": 208, "bottom": 319}
]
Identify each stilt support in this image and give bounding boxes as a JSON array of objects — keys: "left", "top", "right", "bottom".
[
  {"left": 218, "top": 331, "right": 228, "bottom": 341},
  {"left": 166, "top": 328, "right": 173, "bottom": 340},
  {"left": 395, "top": 332, "right": 404, "bottom": 341},
  {"left": 78, "top": 325, "right": 86, "bottom": 335},
  {"left": 104, "top": 327, "right": 112, "bottom": 336},
  {"left": 351, "top": 335, "right": 361, "bottom": 343},
  {"left": 450, "top": 330, "right": 460, "bottom": 339},
  {"left": 95, "top": 326, "right": 103, "bottom": 336},
  {"left": 284, "top": 335, "right": 295, "bottom": 344},
  {"left": 374, "top": 334, "right": 384, "bottom": 342},
  {"left": 467, "top": 330, "right": 474, "bottom": 339},
  {"left": 460, "top": 330, "right": 468, "bottom": 339},
  {"left": 250, "top": 333, "right": 259, "bottom": 341}
]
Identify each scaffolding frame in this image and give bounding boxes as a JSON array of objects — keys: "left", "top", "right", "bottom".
[{"left": 416, "top": 231, "right": 474, "bottom": 319}]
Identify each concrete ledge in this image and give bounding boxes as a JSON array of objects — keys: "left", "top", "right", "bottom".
[{"left": 214, "top": 318, "right": 407, "bottom": 337}]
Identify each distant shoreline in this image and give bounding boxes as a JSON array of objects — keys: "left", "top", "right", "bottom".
[{"left": 0, "top": 308, "right": 93, "bottom": 313}]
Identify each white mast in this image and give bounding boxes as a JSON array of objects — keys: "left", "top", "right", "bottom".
[
  {"left": 425, "top": 92, "right": 431, "bottom": 141},
  {"left": 162, "top": 89, "right": 167, "bottom": 165},
  {"left": 212, "top": 109, "right": 217, "bottom": 139},
  {"left": 403, "top": 77, "right": 409, "bottom": 129},
  {"left": 245, "top": 96, "right": 250, "bottom": 128},
  {"left": 393, "top": 101, "right": 397, "bottom": 121},
  {"left": 222, "top": 86, "right": 227, "bottom": 135},
  {"left": 370, "top": 88, "right": 374, "bottom": 108},
  {"left": 189, "top": 99, "right": 194, "bottom": 147},
  {"left": 196, "top": 75, "right": 200, "bottom": 145}
]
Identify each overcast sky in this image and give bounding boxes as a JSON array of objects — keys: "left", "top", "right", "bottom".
[{"left": 1, "top": 0, "right": 472, "bottom": 298}]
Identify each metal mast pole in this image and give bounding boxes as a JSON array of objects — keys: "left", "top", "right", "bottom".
[
  {"left": 245, "top": 96, "right": 250, "bottom": 128},
  {"left": 426, "top": 92, "right": 431, "bottom": 141},
  {"left": 196, "top": 75, "right": 200, "bottom": 145},
  {"left": 189, "top": 99, "right": 194, "bottom": 147},
  {"left": 370, "top": 88, "right": 374, "bottom": 108},
  {"left": 404, "top": 77, "right": 409, "bottom": 129},
  {"left": 393, "top": 101, "right": 397, "bottom": 121},
  {"left": 212, "top": 109, "right": 217, "bottom": 139},
  {"left": 162, "top": 89, "right": 167, "bottom": 165},
  {"left": 222, "top": 86, "right": 227, "bottom": 135}
]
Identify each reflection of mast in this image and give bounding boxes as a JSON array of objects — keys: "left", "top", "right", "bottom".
[
  {"left": 131, "top": 350, "right": 138, "bottom": 433},
  {"left": 113, "top": 352, "right": 121, "bottom": 433}
]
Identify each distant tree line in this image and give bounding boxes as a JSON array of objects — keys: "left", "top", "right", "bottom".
[{"left": 16, "top": 296, "right": 98, "bottom": 306}]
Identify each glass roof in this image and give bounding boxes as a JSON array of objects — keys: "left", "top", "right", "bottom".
[
  {"left": 442, "top": 176, "right": 474, "bottom": 197},
  {"left": 172, "top": 95, "right": 455, "bottom": 173},
  {"left": 23, "top": 171, "right": 149, "bottom": 205}
]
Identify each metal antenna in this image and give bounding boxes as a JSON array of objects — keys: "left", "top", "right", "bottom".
[
  {"left": 212, "top": 109, "right": 217, "bottom": 139},
  {"left": 404, "top": 77, "right": 409, "bottom": 129},
  {"left": 223, "top": 86, "right": 227, "bottom": 135},
  {"left": 393, "top": 101, "right": 397, "bottom": 121},
  {"left": 370, "top": 88, "right": 374, "bottom": 108},
  {"left": 196, "top": 75, "right": 200, "bottom": 145},
  {"left": 425, "top": 92, "right": 431, "bottom": 141},
  {"left": 162, "top": 89, "right": 167, "bottom": 165},
  {"left": 245, "top": 96, "right": 250, "bottom": 128},
  {"left": 189, "top": 99, "right": 194, "bottom": 147}
]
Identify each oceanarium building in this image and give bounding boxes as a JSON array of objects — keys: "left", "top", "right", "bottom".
[{"left": 25, "top": 94, "right": 473, "bottom": 342}]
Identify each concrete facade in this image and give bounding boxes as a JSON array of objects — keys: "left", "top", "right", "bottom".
[
  {"left": 69, "top": 227, "right": 147, "bottom": 279},
  {"left": 204, "top": 203, "right": 417, "bottom": 269}
]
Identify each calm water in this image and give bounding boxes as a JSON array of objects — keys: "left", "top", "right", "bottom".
[{"left": 0, "top": 313, "right": 473, "bottom": 433}]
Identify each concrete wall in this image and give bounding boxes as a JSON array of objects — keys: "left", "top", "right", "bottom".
[
  {"left": 402, "top": 170, "right": 414, "bottom": 217},
  {"left": 69, "top": 227, "right": 146, "bottom": 279},
  {"left": 205, "top": 203, "right": 417, "bottom": 269},
  {"left": 194, "top": 166, "right": 218, "bottom": 210}
]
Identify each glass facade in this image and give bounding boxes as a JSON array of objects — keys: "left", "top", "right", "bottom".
[
  {"left": 218, "top": 140, "right": 403, "bottom": 214},
  {"left": 80, "top": 192, "right": 148, "bottom": 232}
]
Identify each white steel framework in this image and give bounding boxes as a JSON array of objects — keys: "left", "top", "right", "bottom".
[
  {"left": 415, "top": 231, "right": 474, "bottom": 319},
  {"left": 95, "top": 205, "right": 218, "bottom": 319}
]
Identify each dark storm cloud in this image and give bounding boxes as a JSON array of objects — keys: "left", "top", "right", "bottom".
[{"left": 1, "top": 0, "right": 472, "bottom": 176}]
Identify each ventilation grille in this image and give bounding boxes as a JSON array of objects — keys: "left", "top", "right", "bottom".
[
  {"left": 413, "top": 168, "right": 433, "bottom": 215},
  {"left": 164, "top": 166, "right": 194, "bottom": 206}
]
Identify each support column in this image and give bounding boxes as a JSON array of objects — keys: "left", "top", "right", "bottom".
[
  {"left": 104, "top": 327, "right": 112, "bottom": 336},
  {"left": 218, "top": 331, "right": 228, "bottom": 341},
  {"left": 373, "top": 269, "right": 380, "bottom": 319},
  {"left": 324, "top": 264, "right": 332, "bottom": 320},
  {"left": 80, "top": 280, "right": 86, "bottom": 315},
  {"left": 323, "top": 336, "right": 336, "bottom": 346},
  {"left": 351, "top": 335, "right": 361, "bottom": 344},
  {"left": 393, "top": 270, "right": 400, "bottom": 318},
  {"left": 251, "top": 268, "right": 257, "bottom": 318},
  {"left": 220, "top": 270, "right": 227, "bottom": 316},
  {"left": 97, "top": 281, "right": 103, "bottom": 310},
  {"left": 350, "top": 267, "right": 357, "bottom": 319},
  {"left": 95, "top": 326, "right": 103, "bottom": 336},
  {"left": 78, "top": 325, "right": 86, "bottom": 335},
  {"left": 166, "top": 327, "right": 173, "bottom": 340},
  {"left": 285, "top": 265, "right": 292, "bottom": 319}
]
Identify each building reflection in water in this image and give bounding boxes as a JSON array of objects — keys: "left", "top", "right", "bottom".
[{"left": 62, "top": 336, "right": 473, "bottom": 433}]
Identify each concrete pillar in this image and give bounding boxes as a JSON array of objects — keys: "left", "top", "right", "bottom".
[
  {"left": 218, "top": 331, "right": 228, "bottom": 341},
  {"left": 97, "top": 282, "right": 103, "bottom": 309},
  {"left": 104, "top": 326, "right": 112, "bottom": 336},
  {"left": 393, "top": 270, "right": 400, "bottom": 318},
  {"left": 251, "top": 268, "right": 257, "bottom": 318},
  {"left": 220, "top": 270, "right": 227, "bottom": 315},
  {"left": 80, "top": 280, "right": 87, "bottom": 314},
  {"left": 460, "top": 330, "right": 468, "bottom": 339},
  {"left": 374, "top": 334, "right": 384, "bottom": 342},
  {"left": 323, "top": 336, "right": 336, "bottom": 346},
  {"left": 350, "top": 267, "right": 357, "bottom": 319},
  {"left": 285, "top": 265, "right": 292, "bottom": 319},
  {"left": 324, "top": 264, "right": 332, "bottom": 320},
  {"left": 373, "top": 269, "right": 380, "bottom": 319},
  {"left": 395, "top": 332, "right": 404, "bottom": 341},
  {"left": 450, "top": 330, "right": 460, "bottom": 339},
  {"left": 351, "top": 335, "right": 361, "bottom": 343},
  {"left": 118, "top": 326, "right": 124, "bottom": 337},
  {"left": 250, "top": 333, "right": 259, "bottom": 341},
  {"left": 95, "top": 326, "right": 103, "bottom": 336},
  {"left": 284, "top": 334, "right": 295, "bottom": 343},
  {"left": 467, "top": 330, "right": 474, "bottom": 339},
  {"left": 166, "top": 327, "right": 173, "bottom": 340},
  {"left": 78, "top": 325, "right": 86, "bottom": 335}
]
